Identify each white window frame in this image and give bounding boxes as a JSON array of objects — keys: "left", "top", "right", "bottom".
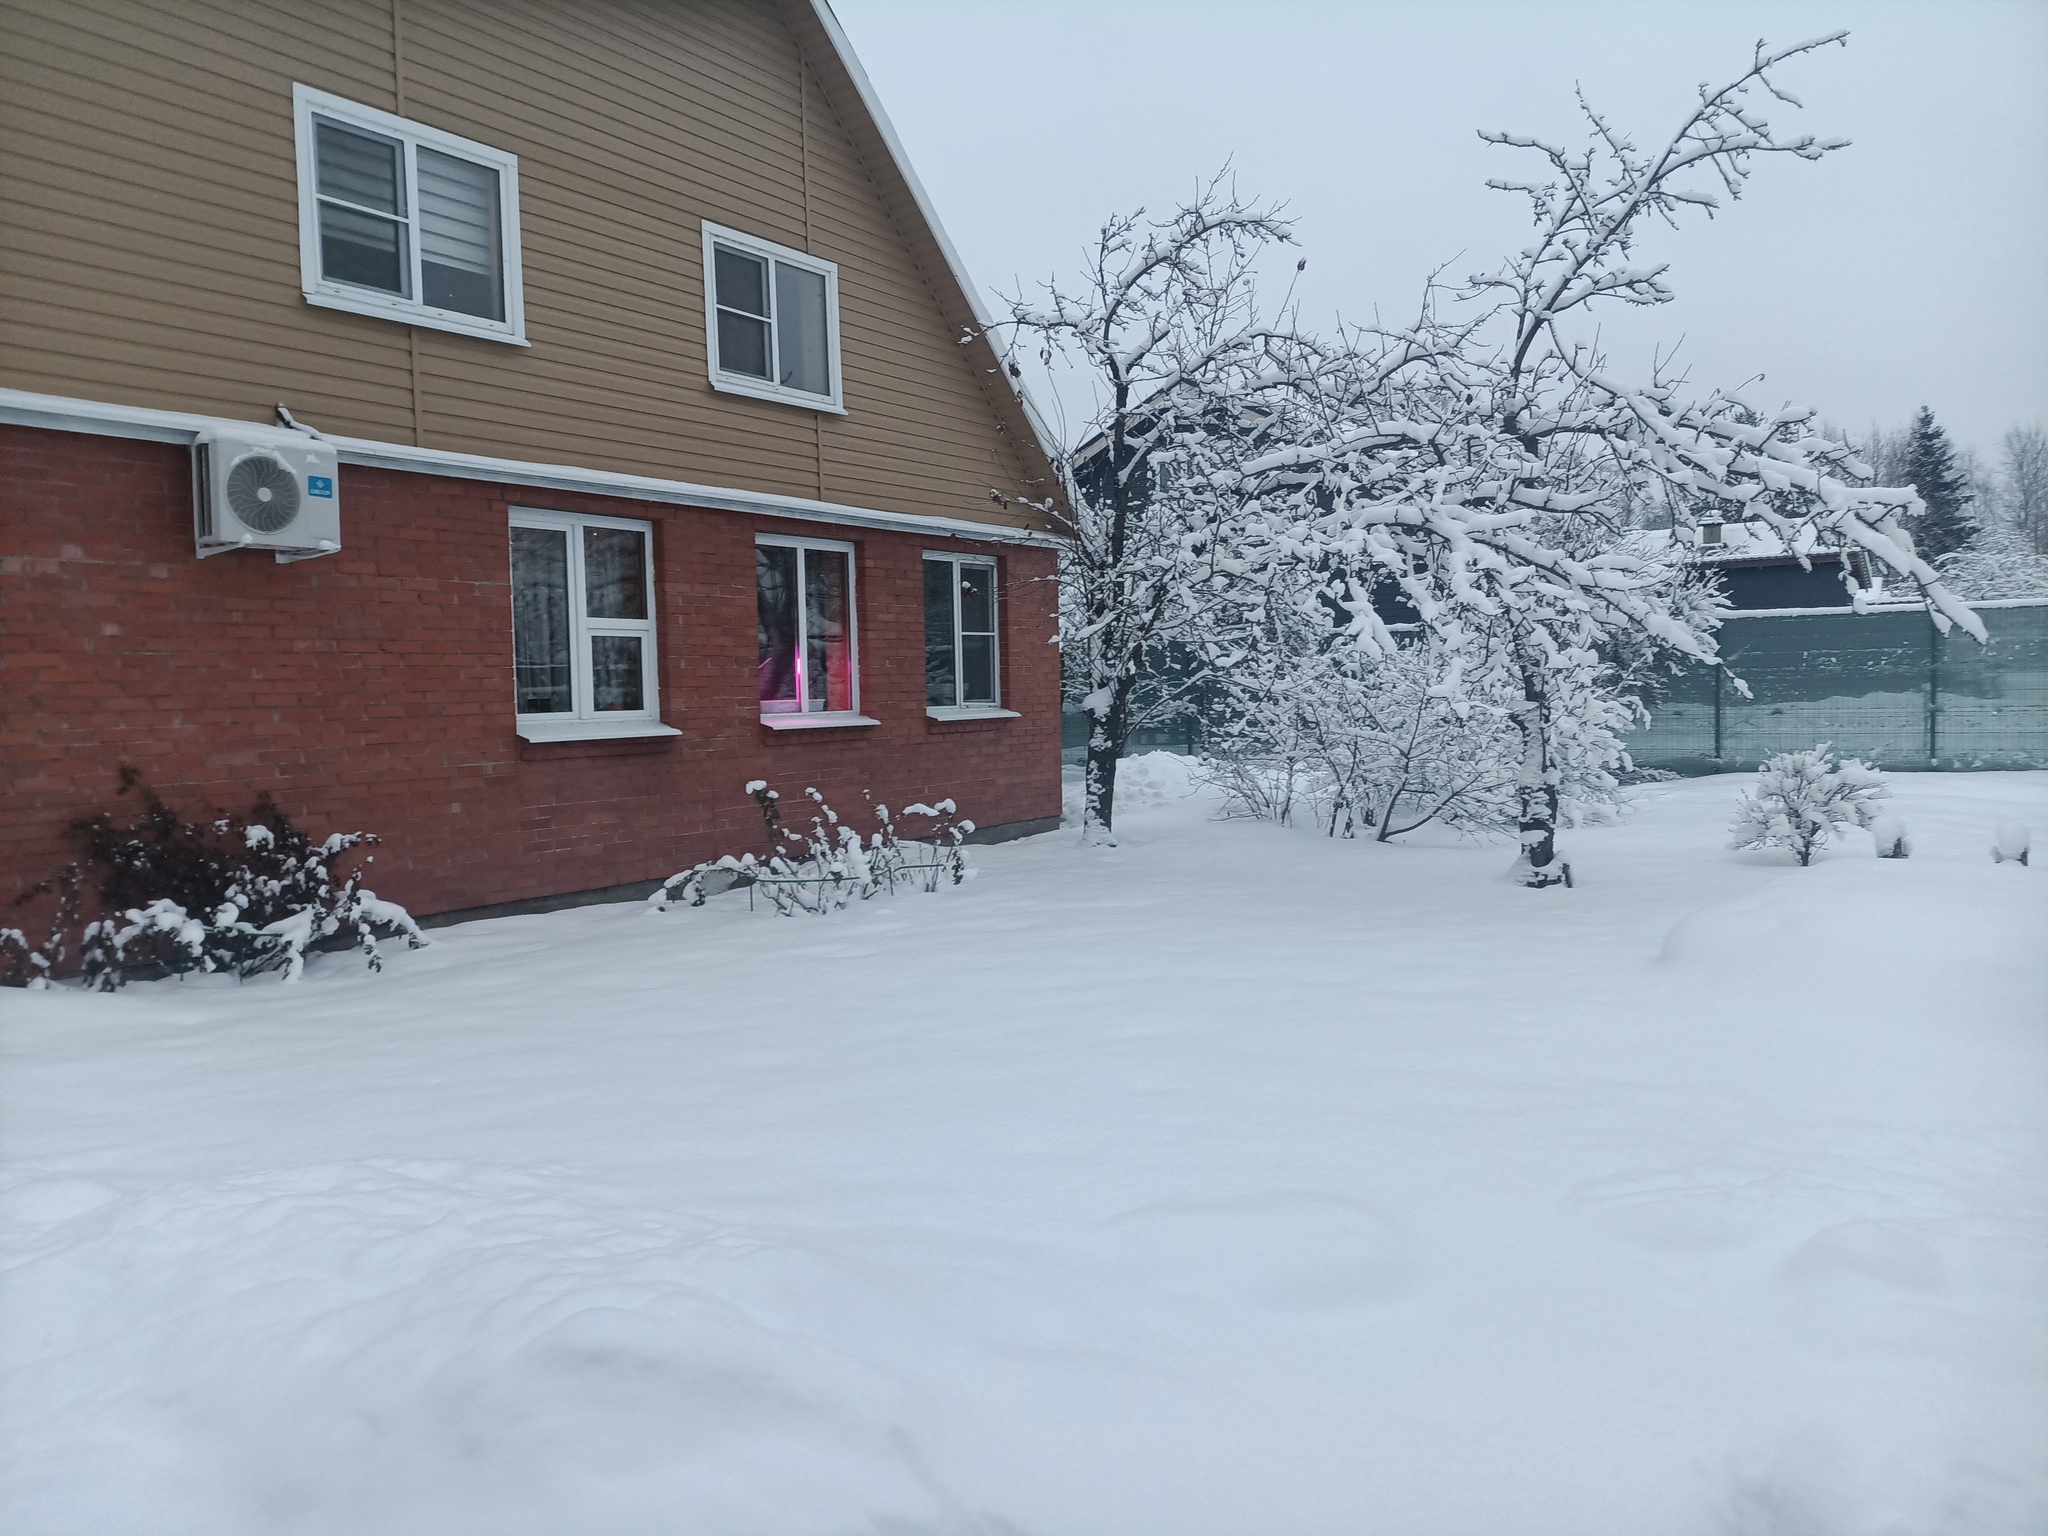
[
  {"left": 703, "top": 222, "right": 845, "bottom": 414},
  {"left": 511, "top": 508, "right": 675, "bottom": 743},
  {"left": 922, "top": 551, "right": 1017, "bottom": 719},
  {"left": 293, "top": 84, "right": 528, "bottom": 346},
  {"left": 755, "top": 533, "right": 875, "bottom": 729}
]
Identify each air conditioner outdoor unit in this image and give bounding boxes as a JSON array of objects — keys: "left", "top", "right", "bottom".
[{"left": 192, "top": 426, "right": 341, "bottom": 562}]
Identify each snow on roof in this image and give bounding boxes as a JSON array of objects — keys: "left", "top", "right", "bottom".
[{"left": 1641, "top": 521, "right": 1846, "bottom": 565}]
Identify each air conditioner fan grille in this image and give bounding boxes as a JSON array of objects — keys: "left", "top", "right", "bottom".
[{"left": 225, "top": 452, "right": 302, "bottom": 534}]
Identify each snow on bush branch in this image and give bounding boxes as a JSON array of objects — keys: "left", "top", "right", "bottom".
[
  {"left": 1727, "top": 745, "right": 1890, "bottom": 867},
  {"left": 650, "top": 782, "right": 973, "bottom": 917},
  {"left": 1, "top": 771, "right": 424, "bottom": 989}
]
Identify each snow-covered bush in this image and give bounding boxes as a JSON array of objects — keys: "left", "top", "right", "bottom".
[
  {"left": 1727, "top": 746, "right": 1890, "bottom": 867},
  {"left": 5, "top": 770, "right": 423, "bottom": 989},
  {"left": 1206, "top": 639, "right": 1514, "bottom": 840},
  {"left": 651, "top": 782, "right": 973, "bottom": 917},
  {"left": 1869, "top": 813, "right": 1911, "bottom": 859},
  {"left": 1203, "top": 609, "right": 1639, "bottom": 845},
  {"left": 1992, "top": 822, "right": 2031, "bottom": 866}
]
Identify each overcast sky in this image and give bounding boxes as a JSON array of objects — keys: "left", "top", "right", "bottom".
[{"left": 832, "top": 0, "right": 2048, "bottom": 462}]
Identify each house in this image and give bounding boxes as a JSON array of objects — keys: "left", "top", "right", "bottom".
[
  {"left": 1, "top": 0, "right": 1067, "bottom": 925},
  {"left": 1694, "top": 519, "right": 1880, "bottom": 610}
]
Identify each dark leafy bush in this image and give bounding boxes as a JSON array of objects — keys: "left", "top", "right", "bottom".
[{"left": 5, "top": 769, "right": 424, "bottom": 989}]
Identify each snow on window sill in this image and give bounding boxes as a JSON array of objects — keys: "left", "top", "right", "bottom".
[
  {"left": 925, "top": 706, "right": 1019, "bottom": 721},
  {"left": 516, "top": 718, "right": 681, "bottom": 743},
  {"left": 760, "top": 713, "right": 881, "bottom": 731}
]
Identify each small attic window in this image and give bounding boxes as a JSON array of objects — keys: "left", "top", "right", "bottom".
[
  {"left": 703, "top": 222, "right": 844, "bottom": 414},
  {"left": 1701, "top": 523, "right": 1723, "bottom": 545}
]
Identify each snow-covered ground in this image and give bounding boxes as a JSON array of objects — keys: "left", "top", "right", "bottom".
[{"left": 3, "top": 762, "right": 2045, "bottom": 1536}]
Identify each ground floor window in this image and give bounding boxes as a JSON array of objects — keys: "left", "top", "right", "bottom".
[
  {"left": 924, "top": 553, "right": 1000, "bottom": 709},
  {"left": 757, "top": 535, "right": 858, "bottom": 717},
  {"left": 510, "top": 509, "right": 658, "bottom": 725}
]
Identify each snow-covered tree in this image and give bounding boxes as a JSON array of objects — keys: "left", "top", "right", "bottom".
[
  {"left": 998, "top": 181, "right": 1309, "bottom": 840},
  {"left": 1935, "top": 520, "right": 2048, "bottom": 599},
  {"left": 1728, "top": 745, "right": 1890, "bottom": 866},
  {"left": 2000, "top": 425, "right": 2048, "bottom": 558},
  {"left": 1899, "top": 407, "right": 1976, "bottom": 561},
  {"left": 1923, "top": 423, "right": 2048, "bottom": 596},
  {"left": 1207, "top": 35, "right": 1979, "bottom": 887}
]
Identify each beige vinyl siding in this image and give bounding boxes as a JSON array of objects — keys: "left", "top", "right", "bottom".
[{"left": 0, "top": 0, "right": 1060, "bottom": 531}]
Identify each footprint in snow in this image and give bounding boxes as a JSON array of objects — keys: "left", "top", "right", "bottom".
[
  {"left": 1091, "top": 1191, "right": 1409, "bottom": 1311},
  {"left": 1780, "top": 1220, "right": 1946, "bottom": 1294}
]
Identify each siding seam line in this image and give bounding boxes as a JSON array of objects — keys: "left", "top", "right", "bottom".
[{"left": 392, "top": 0, "right": 426, "bottom": 448}]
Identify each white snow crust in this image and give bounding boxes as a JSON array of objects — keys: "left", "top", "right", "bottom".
[{"left": 3, "top": 763, "right": 2045, "bottom": 1535}]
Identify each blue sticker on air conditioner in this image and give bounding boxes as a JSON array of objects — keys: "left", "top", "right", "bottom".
[{"left": 307, "top": 475, "right": 335, "bottom": 498}]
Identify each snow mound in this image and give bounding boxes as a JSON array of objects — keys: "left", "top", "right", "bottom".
[
  {"left": 1782, "top": 1219, "right": 1946, "bottom": 1294},
  {"left": 1113, "top": 751, "right": 1201, "bottom": 808},
  {"left": 1061, "top": 751, "right": 1202, "bottom": 827}
]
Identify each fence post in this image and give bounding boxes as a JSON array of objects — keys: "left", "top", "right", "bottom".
[
  {"left": 1926, "top": 618, "right": 1941, "bottom": 766},
  {"left": 1711, "top": 663, "right": 1723, "bottom": 763}
]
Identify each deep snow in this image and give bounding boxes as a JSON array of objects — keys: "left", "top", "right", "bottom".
[{"left": 3, "top": 763, "right": 2044, "bottom": 1536}]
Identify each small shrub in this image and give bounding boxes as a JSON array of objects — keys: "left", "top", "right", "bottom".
[
  {"left": 651, "top": 781, "right": 973, "bottom": 916},
  {"left": 1992, "top": 822, "right": 2031, "bottom": 866},
  {"left": 1869, "top": 813, "right": 1911, "bottom": 859},
  {"left": 1727, "top": 745, "right": 1889, "bottom": 867},
  {"left": 5, "top": 769, "right": 424, "bottom": 989}
]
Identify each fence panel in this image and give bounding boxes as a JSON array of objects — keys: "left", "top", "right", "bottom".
[{"left": 1629, "top": 600, "right": 2048, "bottom": 774}]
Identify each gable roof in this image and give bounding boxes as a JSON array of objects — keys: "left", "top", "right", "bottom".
[{"left": 784, "top": 0, "right": 1069, "bottom": 528}]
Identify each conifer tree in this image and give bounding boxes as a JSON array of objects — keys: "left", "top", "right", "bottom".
[{"left": 1901, "top": 407, "right": 1976, "bottom": 561}]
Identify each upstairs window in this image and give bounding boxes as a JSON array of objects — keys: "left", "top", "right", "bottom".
[
  {"left": 704, "top": 223, "right": 843, "bottom": 413},
  {"left": 924, "top": 554, "right": 1005, "bottom": 715},
  {"left": 510, "top": 510, "right": 662, "bottom": 740},
  {"left": 757, "top": 535, "right": 869, "bottom": 726},
  {"left": 293, "top": 85, "right": 526, "bottom": 345}
]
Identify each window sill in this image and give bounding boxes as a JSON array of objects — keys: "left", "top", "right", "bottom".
[
  {"left": 925, "top": 706, "right": 1020, "bottom": 721},
  {"left": 306, "top": 287, "right": 529, "bottom": 347},
  {"left": 516, "top": 718, "right": 681, "bottom": 743},
  {"left": 760, "top": 713, "right": 881, "bottom": 731},
  {"left": 710, "top": 372, "right": 847, "bottom": 415}
]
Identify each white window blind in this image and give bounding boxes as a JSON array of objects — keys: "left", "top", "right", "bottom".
[{"left": 293, "top": 85, "right": 525, "bottom": 345}]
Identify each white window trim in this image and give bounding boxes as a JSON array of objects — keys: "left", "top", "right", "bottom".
[
  {"left": 922, "top": 550, "right": 1007, "bottom": 717},
  {"left": 293, "top": 84, "right": 528, "bottom": 346},
  {"left": 704, "top": 222, "right": 845, "bottom": 414},
  {"left": 511, "top": 507, "right": 675, "bottom": 743},
  {"left": 756, "top": 532, "right": 866, "bottom": 725}
]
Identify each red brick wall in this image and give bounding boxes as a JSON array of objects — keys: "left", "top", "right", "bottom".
[{"left": 2, "top": 424, "right": 1062, "bottom": 919}]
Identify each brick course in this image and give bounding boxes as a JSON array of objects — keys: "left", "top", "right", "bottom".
[{"left": 1, "top": 424, "right": 1062, "bottom": 918}]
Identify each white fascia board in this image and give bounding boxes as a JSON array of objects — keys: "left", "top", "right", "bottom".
[
  {"left": 1723, "top": 597, "right": 2047, "bottom": 619},
  {"left": 804, "top": 0, "right": 1066, "bottom": 471},
  {"left": 0, "top": 387, "right": 1064, "bottom": 548}
]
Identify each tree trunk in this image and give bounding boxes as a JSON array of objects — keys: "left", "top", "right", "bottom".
[
  {"left": 1374, "top": 778, "right": 1407, "bottom": 843},
  {"left": 1509, "top": 678, "right": 1571, "bottom": 888},
  {"left": 1082, "top": 674, "right": 1135, "bottom": 843}
]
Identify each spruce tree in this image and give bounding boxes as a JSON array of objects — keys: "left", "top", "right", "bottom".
[{"left": 1901, "top": 406, "right": 1976, "bottom": 561}]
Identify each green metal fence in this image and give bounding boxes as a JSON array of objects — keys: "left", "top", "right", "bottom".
[{"left": 1628, "top": 599, "right": 2048, "bottom": 774}]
